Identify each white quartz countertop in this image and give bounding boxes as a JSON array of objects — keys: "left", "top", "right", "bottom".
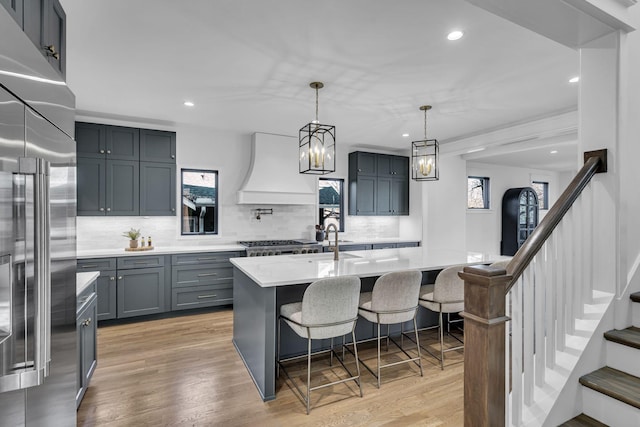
[
  {"left": 77, "top": 244, "right": 246, "bottom": 259},
  {"left": 230, "top": 247, "right": 508, "bottom": 287},
  {"left": 76, "top": 271, "right": 100, "bottom": 296}
]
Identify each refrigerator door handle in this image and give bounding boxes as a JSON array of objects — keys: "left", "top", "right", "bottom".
[
  {"left": 34, "top": 158, "right": 51, "bottom": 377},
  {"left": 14, "top": 157, "right": 51, "bottom": 388}
]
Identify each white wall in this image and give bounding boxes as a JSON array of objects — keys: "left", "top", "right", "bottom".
[
  {"left": 465, "top": 162, "right": 561, "bottom": 254},
  {"left": 421, "top": 155, "right": 468, "bottom": 253},
  {"left": 76, "top": 120, "right": 420, "bottom": 250}
]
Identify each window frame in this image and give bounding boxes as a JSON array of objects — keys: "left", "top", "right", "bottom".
[
  {"left": 532, "top": 180, "right": 549, "bottom": 210},
  {"left": 318, "top": 177, "right": 345, "bottom": 232},
  {"left": 467, "top": 176, "right": 491, "bottom": 210},
  {"left": 180, "top": 168, "right": 219, "bottom": 235}
]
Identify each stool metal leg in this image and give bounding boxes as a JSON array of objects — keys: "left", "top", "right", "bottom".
[
  {"left": 377, "top": 322, "right": 382, "bottom": 389},
  {"left": 439, "top": 309, "right": 445, "bottom": 370},
  {"left": 351, "top": 329, "right": 363, "bottom": 397},
  {"left": 277, "top": 317, "right": 281, "bottom": 379},
  {"left": 414, "top": 317, "right": 423, "bottom": 377},
  {"left": 307, "top": 337, "right": 312, "bottom": 415}
]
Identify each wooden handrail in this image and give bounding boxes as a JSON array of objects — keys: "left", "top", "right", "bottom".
[{"left": 505, "top": 152, "right": 604, "bottom": 292}]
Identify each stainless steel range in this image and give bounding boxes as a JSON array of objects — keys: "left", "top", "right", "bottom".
[{"left": 239, "top": 239, "right": 322, "bottom": 256}]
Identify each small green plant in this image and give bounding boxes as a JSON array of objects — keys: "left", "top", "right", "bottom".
[{"left": 122, "top": 228, "right": 142, "bottom": 240}]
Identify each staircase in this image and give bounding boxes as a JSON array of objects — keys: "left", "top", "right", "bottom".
[{"left": 561, "top": 292, "right": 640, "bottom": 426}]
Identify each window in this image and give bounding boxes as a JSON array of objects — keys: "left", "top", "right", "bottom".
[
  {"left": 181, "top": 169, "right": 218, "bottom": 235},
  {"left": 319, "top": 178, "right": 344, "bottom": 232},
  {"left": 532, "top": 181, "right": 549, "bottom": 210},
  {"left": 467, "top": 176, "right": 490, "bottom": 209}
]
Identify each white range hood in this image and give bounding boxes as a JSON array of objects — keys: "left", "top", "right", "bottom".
[{"left": 237, "top": 132, "right": 316, "bottom": 205}]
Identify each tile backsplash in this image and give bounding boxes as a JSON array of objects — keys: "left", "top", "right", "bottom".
[{"left": 76, "top": 205, "right": 400, "bottom": 251}]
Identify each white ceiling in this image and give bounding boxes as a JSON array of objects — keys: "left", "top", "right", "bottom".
[{"left": 60, "top": 0, "right": 579, "bottom": 169}]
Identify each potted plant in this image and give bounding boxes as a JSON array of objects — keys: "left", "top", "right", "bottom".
[{"left": 122, "top": 228, "right": 142, "bottom": 248}]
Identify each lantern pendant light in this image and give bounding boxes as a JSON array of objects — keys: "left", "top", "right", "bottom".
[
  {"left": 299, "top": 82, "right": 336, "bottom": 174},
  {"left": 411, "top": 105, "right": 439, "bottom": 181}
]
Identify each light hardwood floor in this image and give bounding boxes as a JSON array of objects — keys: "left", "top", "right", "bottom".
[{"left": 77, "top": 308, "right": 464, "bottom": 427}]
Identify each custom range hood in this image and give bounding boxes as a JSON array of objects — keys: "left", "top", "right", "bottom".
[{"left": 237, "top": 132, "right": 316, "bottom": 204}]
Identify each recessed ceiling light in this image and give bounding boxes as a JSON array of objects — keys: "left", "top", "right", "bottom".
[
  {"left": 550, "top": 150, "right": 558, "bottom": 154},
  {"left": 184, "top": 101, "right": 195, "bottom": 107},
  {"left": 447, "top": 30, "right": 464, "bottom": 41},
  {"left": 569, "top": 76, "right": 580, "bottom": 83},
  {"left": 402, "top": 133, "right": 410, "bottom": 138}
]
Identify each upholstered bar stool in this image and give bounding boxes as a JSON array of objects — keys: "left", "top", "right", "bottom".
[
  {"left": 418, "top": 265, "right": 465, "bottom": 369},
  {"left": 277, "top": 276, "right": 363, "bottom": 414},
  {"left": 357, "top": 270, "right": 423, "bottom": 388}
]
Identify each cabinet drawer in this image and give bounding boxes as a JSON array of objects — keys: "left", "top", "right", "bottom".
[
  {"left": 371, "top": 243, "right": 397, "bottom": 249},
  {"left": 172, "top": 265, "right": 233, "bottom": 288},
  {"left": 171, "top": 252, "right": 241, "bottom": 266},
  {"left": 396, "top": 242, "right": 419, "bottom": 248},
  {"left": 172, "top": 285, "right": 233, "bottom": 310},
  {"left": 117, "top": 255, "right": 164, "bottom": 269},
  {"left": 78, "top": 258, "right": 117, "bottom": 271}
]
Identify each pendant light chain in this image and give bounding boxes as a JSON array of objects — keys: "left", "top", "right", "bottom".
[{"left": 424, "top": 107, "right": 428, "bottom": 140}]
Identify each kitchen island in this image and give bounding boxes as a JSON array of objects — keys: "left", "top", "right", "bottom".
[{"left": 230, "top": 247, "right": 505, "bottom": 401}]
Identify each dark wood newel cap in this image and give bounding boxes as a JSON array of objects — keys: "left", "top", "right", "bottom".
[{"left": 462, "top": 264, "right": 507, "bottom": 277}]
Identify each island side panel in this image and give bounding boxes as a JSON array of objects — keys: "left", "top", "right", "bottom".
[{"left": 232, "top": 267, "right": 277, "bottom": 401}]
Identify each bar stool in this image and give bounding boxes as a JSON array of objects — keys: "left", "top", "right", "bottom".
[
  {"left": 277, "top": 276, "right": 363, "bottom": 414},
  {"left": 357, "top": 270, "right": 423, "bottom": 388},
  {"left": 418, "top": 265, "right": 465, "bottom": 369}
]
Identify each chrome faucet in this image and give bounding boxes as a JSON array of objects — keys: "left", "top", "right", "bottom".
[{"left": 325, "top": 223, "right": 339, "bottom": 261}]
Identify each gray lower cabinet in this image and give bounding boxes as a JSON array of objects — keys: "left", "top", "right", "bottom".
[
  {"left": 396, "top": 242, "right": 419, "bottom": 248},
  {"left": 76, "top": 280, "right": 97, "bottom": 407},
  {"left": 171, "top": 251, "right": 241, "bottom": 310},
  {"left": 77, "top": 258, "right": 117, "bottom": 321},
  {"left": 371, "top": 243, "right": 397, "bottom": 249},
  {"left": 1, "top": 0, "right": 23, "bottom": 24},
  {"left": 117, "top": 266, "right": 165, "bottom": 318}
]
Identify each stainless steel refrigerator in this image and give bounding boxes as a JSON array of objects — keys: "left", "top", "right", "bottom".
[{"left": 0, "top": 6, "right": 77, "bottom": 426}]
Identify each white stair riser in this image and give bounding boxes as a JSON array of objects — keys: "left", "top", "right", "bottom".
[
  {"left": 633, "top": 302, "right": 640, "bottom": 328},
  {"left": 606, "top": 341, "right": 640, "bottom": 378},
  {"left": 582, "top": 387, "right": 640, "bottom": 427}
]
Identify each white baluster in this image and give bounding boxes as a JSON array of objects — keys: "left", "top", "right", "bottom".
[
  {"left": 583, "top": 182, "right": 594, "bottom": 304},
  {"left": 556, "top": 222, "right": 566, "bottom": 351},
  {"left": 534, "top": 251, "right": 546, "bottom": 387},
  {"left": 511, "top": 278, "right": 523, "bottom": 426},
  {"left": 505, "top": 290, "right": 512, "bottom": 426},
  {"left": 564, "top": 215, "right": 575, "bottom": 335},
  {"left": 573, "top": 199, "right": 584, "bottom": 318},
  {"left": 546, "top": 233, "right": 557, "bottom": 368},
  {"left": 523, "top": 266, "right": 535, "bottom": 405}
]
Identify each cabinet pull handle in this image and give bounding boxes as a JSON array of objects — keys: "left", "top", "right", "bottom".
[
  {"left": 118, "top": 276, "right": 123, "bottom": 280},
  {"left": 81, "top": 264, "right": 98, "bottom": 268},
  {"left": 99, "top": 150, "right": 105, "bottom": 154},
  {"left": 106, "top": 150, "right": 111, "bottom": 154},
  {"left": 110, "top": 276, "right": 115, "bottom": 281},
  {"left": 197, "top": 272, "right": 218, "bottom": 277},
  {"left": 106, "top": 208, "right": 111, "bottom": 212},
  {"left": 197, "top": 294, "right": 217, "bottom": 299},
  {"left": 197, "top": 257, "right": 217, "bottom": 261},
  {"left": 99, "top": 208, "right": 105, "bottom": 212},
  {"left": 133, "top": 261, "right": 148, "bottom": 264},
  {"left": 171, "top": 155, "right": 175, "bottom": 159},
  {"left": 43, "top": 45, "right": 59, "bottom": 60}
]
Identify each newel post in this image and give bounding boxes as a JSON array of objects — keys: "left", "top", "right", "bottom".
[{"left": 459, "top": 265, "right": 511, "bottom": 427}]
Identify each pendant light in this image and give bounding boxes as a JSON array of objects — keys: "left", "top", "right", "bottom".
[
  {"left": 412, "top": 105, "right": 439, "bottom": 181},
  {"left": 299, "top": 82, "right": 335, "bottom": 174}
]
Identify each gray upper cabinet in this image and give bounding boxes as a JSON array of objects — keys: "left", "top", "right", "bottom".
[
  {"left": 1, "top": 0, "right": 23, "bottom": 25},
  {"left": 106, "top": 126, "right": 139, "bottom": 160},
  {"left": 140, "top": 129, "right": 176, "bottom": 163},
  {"left": 106, "top": 159, "right": 139, "bottom": 215},
  {"left": 140, "top": 162, "right": 176, "bottom": 216},
  {"left": 76, "top": 122, "right": 176, "bottom": 216},
  {"left": 349, "top": 151, "right": 409, "bottom": 216},
  {"left": 76, "top": 122, "right": 139, "bottom": 160},
  {"left": 22, "top": 0, "right": 66, "bottom": 77}
]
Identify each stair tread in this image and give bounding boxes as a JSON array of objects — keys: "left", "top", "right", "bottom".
[
  {"left": 632, "top": 291, "right": 640, "bottom": 303},
  {"left": 604, "top": 326, "right": 640, "bottom": 349},
  {"left": 559, "top": 413, "right": 608, "bottom": 427},
  {"left": 579, "top": 366, "right": 640, "bottom": 410}
]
